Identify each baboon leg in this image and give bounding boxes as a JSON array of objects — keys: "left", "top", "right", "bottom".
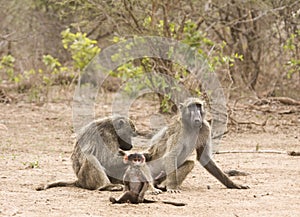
[
  {"left": 36, "top": 180, "right": 77, "bottom": 190},
  {"left": 159, "top": 160, "right": 194, "bottom": 191},
  {"left": 142, "top": 199, "right": 186, "bottom": 206},
  {"left": 77, "top": 155, "right": 122, "bottom": 191},
  {"left": 197, "top": 147, "right": 249, "bottom": 189},
  {"left": 109, "top": 192, "right": 139, "bottom": 204},
  {"left": 98, "top": 184, "right": 123, "bottom": 191},
  {"left": 174, "top": 160, "right": 195, "bottom": 186}
]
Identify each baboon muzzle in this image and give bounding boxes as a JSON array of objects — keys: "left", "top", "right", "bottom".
[
  {"left": 118, "top": 137, "right": 133, "bottom": 151},
  {"left": 191, "top": 111, "right": 202, "bottom": 127}
]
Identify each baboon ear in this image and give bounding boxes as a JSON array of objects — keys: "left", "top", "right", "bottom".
[
  {"left": 199, "top": 102, "right": 205, "bottom": 113},
  {"left": 141, "top": 154, "right": 145, "bottom": 163},
  {"left": 143, "top": 153, "right": 151, "bottom": 162},
  {"left": 123, "top": 154, "right": 129, "bottom": 164}
]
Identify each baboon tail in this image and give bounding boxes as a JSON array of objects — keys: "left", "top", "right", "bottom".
[
  {"left": 162, "top": 201, "right": 186, "bottom": 206},
  {"left": 36, "top": 180, "right": 77, "bottom": 191}
]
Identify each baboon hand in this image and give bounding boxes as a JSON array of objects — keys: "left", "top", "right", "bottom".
[
  {"left": 150, "top": 188, "right": 162, "bottom": 195},
  {"left": 238, "top": 184, "right": 250, "bottom": 189},
  {"left": 138, "top": 196, "right": 144, "bottom": 203},
  {"left": 228, "top": 184, "right": 250, "bottom": 189}
]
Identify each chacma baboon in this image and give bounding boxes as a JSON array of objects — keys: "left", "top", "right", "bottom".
[
  {"left": 145, "top": 97, "right": 249, "bottom": 192},
  {"left": 36, "top": 116, "right": 137, "bottom": 191},
  {"left": 109, "top": 153, "right": 185, "bottom": 206}
]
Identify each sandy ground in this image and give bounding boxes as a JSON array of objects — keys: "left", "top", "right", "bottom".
[{"left": 0, "top": 92, "right": 299, "bottom": 217}]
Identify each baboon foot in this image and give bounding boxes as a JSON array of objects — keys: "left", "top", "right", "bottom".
[
  {"left": 166, "top": 188, "right": 181, "bottom": 193},
  {"left": 109, "top": 196, "right": 117, "bottom": 203},
  {"left": 149, "top": 188, "right": 162, "bottom": 195},
  {"left": 35, "top": 185, "right": 45, "bottom": 191},
  {"left": 154, "top": 184, "right": 167, "bottom": 192},
  {"left": 98, "top": 184, "right": 123, "bottom": 191}
]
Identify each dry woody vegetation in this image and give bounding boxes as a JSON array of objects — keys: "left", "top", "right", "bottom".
[{"left": 0, "top": 1, "right": 299, "bottom": 216}]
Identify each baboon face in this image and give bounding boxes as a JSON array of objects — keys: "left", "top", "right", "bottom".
[
  {"left": 114, "top": 117, "right": 137, "bottom": 151},
  {"left": 123, "top": 153, "right": 145, "bottom": 167},
  {"left": 181, "top": 99, "right": 204, "bottom": 128}
]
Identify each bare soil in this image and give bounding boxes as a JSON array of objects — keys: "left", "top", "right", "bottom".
[{"left": 0, "top": 92, "right": 299, "bottom": 217}]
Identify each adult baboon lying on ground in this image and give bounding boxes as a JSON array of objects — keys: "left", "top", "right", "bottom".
[
  {"left": 37, "top": 116, "right": 137, "bottom": 191},
  {"left": 144, "top": 98, "right": 249, "bottom": 192}
]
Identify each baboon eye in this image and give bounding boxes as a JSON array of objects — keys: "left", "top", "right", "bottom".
[
  {"left": 188, "top": 104, "right": 200, "bottom": 110},
  {"left": 117, "top": 119, "right": 125, "bottom": 129},
  {"left": 133, "top": 158, "right": 141, "bottom": 163}
]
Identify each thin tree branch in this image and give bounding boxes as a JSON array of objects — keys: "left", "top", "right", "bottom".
[{"left": 215, "top": 150, "right": 300, "bottom": 156}]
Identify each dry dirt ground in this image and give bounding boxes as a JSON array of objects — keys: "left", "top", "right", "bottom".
[{"left": 0, "top": 92, "right": 299, "bottom": 217}]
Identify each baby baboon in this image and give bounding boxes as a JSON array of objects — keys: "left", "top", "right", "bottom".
[
  {"left": 145, "top": 97, "right": 249, "bottom": 192},
  {"left": 37, "top": 116, "right": 137, "bottom": 191},
  {"left": 109, "top": 153, "right": 185, "bottom": 206}
]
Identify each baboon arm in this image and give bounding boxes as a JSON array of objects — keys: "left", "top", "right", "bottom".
[
  {"left": 164, "top": 152, "right": 179, "bottom": 189},
  {"left": 124, "top": 181, "right": 130, "bottom": 191},
  {"left": 203, "top": 160, "right": 248, "bottom": 189},
  {"left": 138, "top": 182, "right": 149, "bottom": 202},
  {"left": 123, "top": 171, "right": 130, "bottom": 191},
  {"left": 197, "top": 146, "right": 248, "bottom": 189}
]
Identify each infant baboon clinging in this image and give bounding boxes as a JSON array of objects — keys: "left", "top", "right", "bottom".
[
  {"left": 145, "top": 97, "right": 249, "bottom": 192},
  {"left": 109, "top": 153, "right": 185, "bottom": 206},
  {"left": 37, "top": 116, "right": 137, "bottom": 191}
]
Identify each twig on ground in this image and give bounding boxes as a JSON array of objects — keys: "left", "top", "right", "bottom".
[
  {"left": 215, "top": 150, "right": 300, "bottom": 156},
  {"left": 247, "top": 104, "right": 299, "bottom": 114},
  {"left": 268, "top": 97, "right": 300, "bottom": 106},
  {"left": 229, "top": 116, "right": 267, "bottom": 126}
]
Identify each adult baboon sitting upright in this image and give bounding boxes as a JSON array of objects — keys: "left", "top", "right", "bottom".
[
  {"left": 144, "top": 97, "right": 249, "bottom": 192},
  {"left": 37, "top": 116, "right": 137, "bottom": 191}
]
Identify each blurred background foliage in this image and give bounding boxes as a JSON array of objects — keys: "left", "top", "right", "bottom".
[{"left": 0, "top": 0, "right": 299, "bottom": 106}]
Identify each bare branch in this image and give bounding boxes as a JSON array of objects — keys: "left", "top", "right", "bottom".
[
  {"left": 216, "top": 150, "right": 300, "bottom": 156},
  {"left": 123, "top": 0, "right": 142, "bottom": 33}
]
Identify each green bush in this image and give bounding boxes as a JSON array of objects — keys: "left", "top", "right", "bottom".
[
  {"left": 61, "top": 28, "right": 101, "bottom": 71},
  {"left": 284, "top": 30, "right": 300, "bottom": 79},
  {"left": 108, "top": 18, "right": 243, "bottom": 112},
  {"left": 0, "top": 55, "right": 16, "bottom": 82}
]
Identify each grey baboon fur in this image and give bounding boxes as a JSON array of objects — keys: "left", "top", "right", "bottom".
[
  {"left": 145, "top": 97, "right": 249, "bottom": 192},
  {"left": 36, "top": 116, "right": 137, "bottom": 191}
]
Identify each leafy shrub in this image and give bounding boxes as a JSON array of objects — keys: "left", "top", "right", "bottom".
[
  {"left": 284, "top": 30, "right": 300, "bottom": 79},
  {"left": 0, "top": 55, "right": 16, "bottom": 83},
  {"left": 108, "top": 18, "right": 243, "bottom": 112},
  {"left": 61, "top": 28, "right": 101, "bottom": 71},
  {"left": 0, "top": 28, "right": 101, "bottom": 102}
]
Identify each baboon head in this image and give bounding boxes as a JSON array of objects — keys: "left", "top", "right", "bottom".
[
  {"left": 123, "top": 153, "right": 146, "bottom": 167},
  {"left": 180, "top": 98, "right": 205, "bottom": 128},
  {"left": 113, "top": 116, "right": 137, "bottom": 151}
]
